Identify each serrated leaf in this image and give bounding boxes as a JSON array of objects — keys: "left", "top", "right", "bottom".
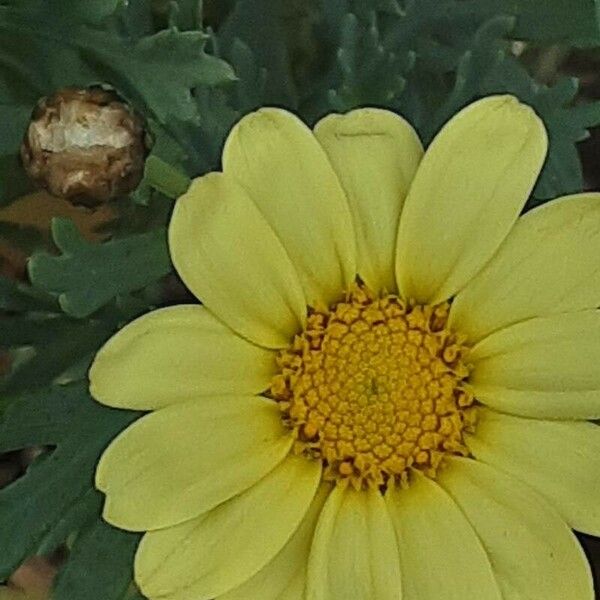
[
  {"left": 359, "top": 5, "right": 600, "bottom": 204},
  {"left": 0, "top": 104, "right": 35, "bottom": 206},
  {"left": 52, "top": 519, "right": 141, "bottom": 600},
  {"left": 0, "top": 0, "right": 122, "bottom": 24},
  {"left": 0, "top": 312, "right": 116, "bottom": 399},
  {"left": 37, "top": 490, "right": 102, "bottom": 556},
  {"left": 425, "top": 13, "right": 600, "bottom": 202},
  {"left": 154, "top": 0, "right": 203, "bottom": 31},
  {"left": 497, "top": 0, "right": 600, "bottom": 47},
  {"left": 218, "top": 0, "right": 307, "bottom": 107},
  {"left": 417, "top": 14, "right": 514, "bottom": 139},
  {"left": 372, "top": 0, "right": 402, "bottom": 14},
  {"left": 0, "top": 222, "right": 48, "bottom": 257},
  {"left": 0, "top": 6, "right": 236, "bottom": 123},
  {"left": 0, "top": 275, "right": 58, "bottom": 313},
  {"left": 329, "top": 11, "right": 411, "bottom": 112},
  {"left": 28, "top": 219, "right": 172, "bottom": 319},
  {"left": 0, "top": 3, "right": 235, "bottom": 206},
  {"left": 481, "top": 65, "right": 600, "bottom": 201},
  {"left": 227, "top": 38, "right": 269, "bottom": 112},
  {"left": 93, "top": 28, "right": 236, "bottom": 125},
  {"left": 0, "top": 154, "right": 33, "bottom": 207},
  {"left": 303, "top": 0, "right": 466, "bottom": 121},
  {"left": 194, "top": 87, "right": 240, "bottom": 170},
  {"left": 0, "top": 383, "right": 140, "bottom": 579}
]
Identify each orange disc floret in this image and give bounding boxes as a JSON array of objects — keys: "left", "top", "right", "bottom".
[{"left": 271, "top": 283, "right": 477, "bottom": 490}]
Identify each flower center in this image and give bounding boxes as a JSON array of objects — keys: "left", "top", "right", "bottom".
[{"left": 270, "top": 283, "right": 477, "bottom": 490}]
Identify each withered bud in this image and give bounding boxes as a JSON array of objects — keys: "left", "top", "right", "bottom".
[{"left": 21, "top": 88, "right": 146, "bottom": 207}]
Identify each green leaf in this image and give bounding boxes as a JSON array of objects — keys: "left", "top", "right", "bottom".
[
  {"left": 91, "top": 27, "right": 236, "bottom": 125},
  {"left": 130, "top": 120, "right": 196, "bottom": 206},
  {"left": 423, "top": 13, "right": 600, "bottom": 201},
  {"left": 308, "top": 4, "right": 600, "bottom": 203},
  {"left": 0, "top": 275, "right": 58, "bottom": 313},
  {"left": 483, "top": 68, "right": 600, "bottom": 201},
  {"left": 301, "top": 0, "right": 473, "bottom": 122},
  {"left": 124, "top": 589, "right": 147, "bottom": 600},
  {"left": 0, "top": 0, "right": 123, "bottom": 24},
  {"left": 0, "top": 104, "right": 35, "bottom": 206},
  {"left": 218, "top": 0, "right": 308, "bottom": 107},
  {"left": 28, "top": 219, "right": 172, "bottom": 319},
  {"left": 114, "top": 0, "right": 156, "bottom": 38},
  {"left": 326, "top": 11, "right": 412, "bottom": 112},
  {"left": 0, "top": 222, "right": 48, "bottom": 257},
  {"left": 0, "top": 383, "right": 140, "bottom": 578},
  {"left": 0, "top": 312, "right": 116, "bottom": 399},
  {"left": 153, "top": 0, "right": 203, "bottom": 31},
  {"left": 496, "top": 0, "right": 600, "bottom": 47},
  {"left": 424, "top": 15, "right": 516, "bottom": 140},
  {"left": 193, "top": 87, "right": 240, "bottom": 171},
  {"left": 37, "top": 490, "right": 102, "bottom": 556},
  {"left": 0, "top": 153, "right": 34, "bottom": 207},
  {"left": 143, "top": 156, "right": 191, "bottom": 199},
  {"left": 52, "top": 519, "right": 142, "bottom": 600},
  {"left": 226, "top": 38, "right": 269, "bottom": 112}
]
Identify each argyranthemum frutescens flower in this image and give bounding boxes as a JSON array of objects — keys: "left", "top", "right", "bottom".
[{"left": 89, "top": 95, "right": 600, "bottom": 600}]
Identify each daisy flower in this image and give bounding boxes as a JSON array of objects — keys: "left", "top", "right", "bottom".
[{"left": 90, "top": 95, "right": 600, "bottom": 600}]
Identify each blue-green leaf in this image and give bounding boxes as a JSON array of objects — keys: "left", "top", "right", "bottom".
[
  {"left": 52, "top": 519, "right": 142, "bottom": 600},
  {"left": 28, "top": 219, "right": 172, "bottom": 319},
  {"left": 0, "top": 383, "right": 140, "bottom": 578}
]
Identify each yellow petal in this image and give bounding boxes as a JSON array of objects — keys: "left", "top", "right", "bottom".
[
  {"left": 314, "top": 108, "right": 423, "bottom": 293},
  {"left": 169, "top": 172, "right": 306, "bottom": 349},
  {"left": 469, "top": 310, "right": 600, "bottom": 419},
  {"left": 396, "top": 95, "right": 547, "bottom": 304},
  {"left": 306, "top": 486, "right": 401, "bottom": 600},
  {"left": 386, "top": 471, "right": 501, "bottom": 600},
  {"left": 89, "top": 305, "right": 276, "bottom": 410},
  {"left": 222, "top": 108, "right": 356, "bottom": 307},
  {"left": 451, "top": 193, "right": 600, "bottom": 342},
  {"left": 468, "top": 408, "right": 600, "bottom": 536},
  {"left": 135, "top": 454, "right": 321, "bottom": 600},
  {"left": 96, "top": 396, "right": 292, "bottom": 531},
  {"left": 439, "top": 457, "right": 593, "bottom": 600},
  {"left": 217, "top": 484, "right": 331, "bottom": 600}
]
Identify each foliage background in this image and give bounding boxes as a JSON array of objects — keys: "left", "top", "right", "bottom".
[{"left": 1, "top": 0, "right": 600, "bottom": 597}]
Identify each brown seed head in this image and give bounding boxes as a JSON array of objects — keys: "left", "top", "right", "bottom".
[{"left": 21, "top": 88, "right": 146, "bottom": 207}]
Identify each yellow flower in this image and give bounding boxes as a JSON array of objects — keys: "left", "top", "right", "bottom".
[{"left": 90, "top": 95, "right": 600, "bottom": 600}]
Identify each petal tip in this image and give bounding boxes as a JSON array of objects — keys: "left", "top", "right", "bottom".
[
  {"left": 490, "top": 95, "right": 549, "bottom": 155},
  {"left": 231, "top": 106, "right": 303, "bottom": 137},
  {"left": 94, "top": 453, "right": 109, "bottom": 492},
  {"left": 87, "top": 350, "right": 121, "bottom": 409}
]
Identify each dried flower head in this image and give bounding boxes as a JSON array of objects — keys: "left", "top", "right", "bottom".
[{"left": 21, "top": 88, "right": 146, "bottom": 207}]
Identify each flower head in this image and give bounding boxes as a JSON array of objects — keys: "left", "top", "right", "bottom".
[
  {"left": 21, "top": 88, "right": 145, "bottom": 206},
  {"left": 90, "top": 96, "right": 600, "bottom": 600}
]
